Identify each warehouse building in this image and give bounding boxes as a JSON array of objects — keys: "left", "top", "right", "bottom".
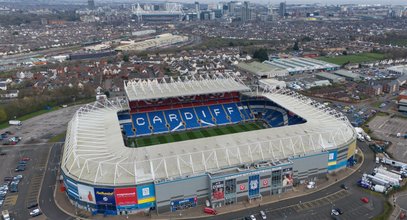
[
  {"left": 333, "top": 70, "right": 362, "bottom": 82},
  {"left": 263, "top": 58, "right": 340, "bottom": 74},
  {"left": 237, "top": 61, "right": 288, "bottom": 78},
  {"left": 315, "top": 72, "right": 346, "bottom": 83}
]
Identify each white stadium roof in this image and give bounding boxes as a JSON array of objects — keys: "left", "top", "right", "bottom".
[
  {"left": 61, "top": 90, "right": 356, "bottom": 186},
  {"left": 124, "top": 74, "right": 251, "bottom": 101}
]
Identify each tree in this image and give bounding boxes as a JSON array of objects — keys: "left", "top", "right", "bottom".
[
  {"left": 123, "top": 54, "right": 129, "bottom": 62},
  {"left": 253, "top": 48, "right": 269, "bottom": 62},
  {"left": 293, "top": 41, "right": 300, "bottom": 51},
  {"left": 104, "top": 91, "right": 110, "bottom": 98},
  {"left": 0, "top": 108, "right": 7, "bottom": 123}
]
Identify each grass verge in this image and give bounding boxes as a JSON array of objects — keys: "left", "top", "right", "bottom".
[
  {"left": 317, "top": 53, "right": 385, "bottom": 65},
  {"left": 48, "top": 132, "right": 66, "bottom": 143}
]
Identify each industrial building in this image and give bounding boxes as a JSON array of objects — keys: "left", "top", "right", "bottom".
[
  {"left": 387, "top": 65, "right": 407, "bottom": 75},
  {"left": 61, "top": 75, "right": 356, "bottom": 216},
  {"left": 116, "top": 34, "right": 188, "bottom": 52},
  {"left": 315, "top": 72, "right": 346, "bottom": 83},
  {"left": 333, "top": 70, "right": 362, "bottom": 81},
  {"left": 263, "top": 58, "right": 340, "bottom": 74},
  {"left": 237, "top": 61, "right": 288, "bottom": 78}
]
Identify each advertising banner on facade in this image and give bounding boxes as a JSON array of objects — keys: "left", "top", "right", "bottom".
[
  {"left": 77, "top": 184, "right": 96, "bottom": 204},
  {"left": 211, "top": 181, "right": 225, "bottom": 200},
  {"left": 137, "top": 184, "right": 155, "bottom": 209},
  {"left": 114, "top": 188, "right": 138, "bottom": 206},
  {"left": 94, "top": 188, "right": 116, "bottom": 206},
  {"left": 282, "top": 170, "right": 293, "bottom": 187},
  {"left": 248, "top": 175, "right": 260, "bottom": 197}
]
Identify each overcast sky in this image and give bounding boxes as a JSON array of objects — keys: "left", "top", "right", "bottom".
[{"left": 151, "top": 0, "right": 407, "bottom": 5}]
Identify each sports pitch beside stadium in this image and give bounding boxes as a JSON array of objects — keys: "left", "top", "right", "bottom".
[{"left": 128, "top": 121, "right": 267, "bottom": 147}]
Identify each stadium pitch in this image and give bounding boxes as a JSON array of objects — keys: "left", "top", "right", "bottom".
[{"left": 127, "top": 121, "right": 268, "bottom": 148}]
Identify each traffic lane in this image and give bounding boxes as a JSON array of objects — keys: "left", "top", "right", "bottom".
[
  {"left": 39, "top": 143, "right": 73, "bottom": 220},
  {"left": 201, "top": 142, "right": 375, "bottom": 220},
  {"left": 396, "top": 194, "right": 407, "bottom": 210}
]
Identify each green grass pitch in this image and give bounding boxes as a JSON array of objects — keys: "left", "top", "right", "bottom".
[{"left": 128, "top": 121, "right": 267, "bottom": 148}]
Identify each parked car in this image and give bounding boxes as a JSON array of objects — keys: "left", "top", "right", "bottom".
[
  {"left": 341, "top": 184, "right": 348, "bottom": 190},
  {"left": 260, "top": 210, "right": 267, "bottom": 219},
  {"left": 13, "top": 175, "right": 23, "bottom": 180},
  {"left": 21, "top": 156, "right": 30, "bottom": 161},
  {"left": 250, "top": 214, "right": 257, "bottom": 220},
  {"left": 3, "top": 177, "right": 12, "bottom": 182},
  {"left": 335, "top": 208, "right": 343, "bottom": 215},
  {"left": 361, "top": 197, "right": 369, "bottom": 203},
  {"left": 27, "top": 203, "right": 38, "bottom": 209},
  {"left": 14, "top": 166, "right": 25, "bottom": 172},
  {"left": 29, "top": 208, "right": 42, "bottom": 217},
  {"left": 331, "top": 209, "right": 339, "bottom": 216}
]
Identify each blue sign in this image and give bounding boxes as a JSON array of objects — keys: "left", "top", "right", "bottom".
[
  {"left": 94, "top": 188, "right": 116, "bottom": 206},
  {"left": 248, "top": 175, "right": 260, "bottom": 198},
  {"left": 136, "top": 184, "right": 155, "bottom": 200},
  {"left": 170, "top": 197, "right": 197, "bottom": 212}
]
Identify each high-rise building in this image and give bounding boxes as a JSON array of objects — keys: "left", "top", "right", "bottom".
[
  {"left": 195, "top": 1, "right": 200, "bottom": 12},
  {"left": 87, "top": 0, "right": 95, "bottom": 9},
  {"left": 241, "top": 1, "right": 251, "bottom": 22},
  {"left": 279, "top": 2, "right": 286, "bottom": 17}
]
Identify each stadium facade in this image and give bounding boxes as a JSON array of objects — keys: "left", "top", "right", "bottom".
[{"left": 61, "top": 74, "right": 357, "bottom": 216}]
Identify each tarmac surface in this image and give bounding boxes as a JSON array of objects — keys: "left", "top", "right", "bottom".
[
  {"left": 1, "top": 105, "right": 80, "bottom": 145},
  {"left": 368, "top": 115, "right": 407, "bottom": 163}
]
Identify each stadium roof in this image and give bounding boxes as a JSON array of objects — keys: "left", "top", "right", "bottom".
[
  {"left": 61, "top": 90, "right": 356, "bottom": 186},
  {"left": 124, "top": 74, "right": 251, "bottom": 101}
]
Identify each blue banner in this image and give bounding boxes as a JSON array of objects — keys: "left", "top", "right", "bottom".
[
  {"left": 248, "top": 175, "right": 260, "bottom": 197},
  {"left": 94, "top": 188, "right": 116, "bottom": 206}
]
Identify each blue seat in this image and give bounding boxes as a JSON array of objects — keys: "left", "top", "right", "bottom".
[
  {"left": 222, "top": 103, "right": 243, "bottom": 123},
  {"left": 179, "top": 108, "right": 200, "bottom": 129},
  {"left": 122, "top": 123, "right": 135, "bottom": 137},
  {"left": 194, "top": 106, "right": 215, "bottom": 127},
  {"left": 237, "top": 103, "right": 252, "bottom": 120},
  {"left": 132, "top": 113, "right": 151, "bottom": 136},
  {"left": 163, "top": 109, "right": 185, "bottom": 132},
  {"left": 148, "top": 111, "right": 169, "bottom": 134},
  {"left": 208, "top": 105, "right": 230, "bottom": 125},
  {"left": 118, "top": 113, "right": 131, "bottom": 121}
]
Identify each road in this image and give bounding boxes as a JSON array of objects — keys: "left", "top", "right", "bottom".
[
  {"left": 38, "top": 143, "right": 73, "bottom": 220},
  {"left": 198, "top": 141, "right": 380, "bottom": 220}
]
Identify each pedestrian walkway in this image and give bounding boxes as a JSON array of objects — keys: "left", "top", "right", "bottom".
[{"left": 53, "top": 151, "right": 364, "bottom": 220}]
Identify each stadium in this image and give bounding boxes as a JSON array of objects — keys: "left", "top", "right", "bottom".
[{"left": 61, "top": 74, "right": 357, "bottom": 216}]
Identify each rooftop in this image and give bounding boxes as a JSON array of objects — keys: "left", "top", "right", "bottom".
[
  {"left": 61, "top": 89, "right": 356, "bottom": 186},
  {"left": 236, "top": 61, "right": 287, "bottom": 77},
  {"left": 124, "top": 74, "right": 250, "bottom": 101},
  {"left": 334, "top": 70, "right": 362, "bottom": 80}
]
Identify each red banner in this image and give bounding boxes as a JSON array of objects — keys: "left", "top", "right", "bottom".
[{"left": 114, "top": 188, "right": 137, "bottom": 206}]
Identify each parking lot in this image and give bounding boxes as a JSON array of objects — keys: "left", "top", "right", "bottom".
[
  {"left": 238, "top": 186, "right": 383, "bottom": 220},
  {"left": 0, "top": 105, "right": 79, "bottom": 145},
  {"left": 368, "top": 115, "right": 407, "bottom": 163},
  {"left": 0, "top": 144, "right": 52, "bottom": 220}
]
